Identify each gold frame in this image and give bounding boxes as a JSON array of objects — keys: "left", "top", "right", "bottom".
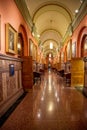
[
  {"left": 67, "top": 39, "right": 72, "bottom": 61},
  {"left": 29, "top": 39, "right": 33, "bottom": 56},
  {"left": 6, "top": 23, "right": 17, "bottom": 54}
]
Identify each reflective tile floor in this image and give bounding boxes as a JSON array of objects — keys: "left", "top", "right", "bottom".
[{"left": 1, "top": 70, "right": 87, "bottom": 130}]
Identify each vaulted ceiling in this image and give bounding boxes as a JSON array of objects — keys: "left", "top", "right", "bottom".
[{"left": 24, "top": 0, "right": 83, "bottom": 57}]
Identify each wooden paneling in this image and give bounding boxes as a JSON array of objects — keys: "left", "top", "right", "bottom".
[
  {"left": 0, "top": 54, "right": 23, "bottom": 117},
  {"left": 83, "top": 57, "right": 87, "bottom": 96},
  {"left": 71, "top": 58, "right": 84, "bottom": 87},
  {"left": 22, "top": 56, "right": 33, "bottom": 90}
]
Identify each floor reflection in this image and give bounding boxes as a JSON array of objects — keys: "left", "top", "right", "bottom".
[{"left": 1, "top": 70, "right": 87, "bottom": 130}]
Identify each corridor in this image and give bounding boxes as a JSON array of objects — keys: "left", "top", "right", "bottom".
[{"left": 1, "top": 70, "right": 87, "bottom": 130}]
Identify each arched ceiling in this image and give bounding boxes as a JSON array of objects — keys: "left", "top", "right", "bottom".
[{"left": 25, "top": 0, "right": 83, "bottom": 57}]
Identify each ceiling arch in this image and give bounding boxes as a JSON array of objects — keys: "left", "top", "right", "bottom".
[
  {"left": 25, "top": 0, "right": 83, "bottom": 57},
  {"left": 33, "top": 4, "right": 72, "bottom": 23},
  {"left": 33, "top": 4, "right": 72, "bottom": 36},
  {"left": 41, "top": 39, "right": 59, "bottom": 46},
  {"left": 32, "top": 3, "right": 72, "bottom": 57},
  {"left": 40, "top": 29, "right": 62, "bottom": 45},
  {"left": 43, "top": 49, "right": 57, "bottom": 57}
]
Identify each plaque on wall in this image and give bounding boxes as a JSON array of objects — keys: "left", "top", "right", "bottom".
[{"left": 9, "top": 64, "right": 14, "bottom": 76}]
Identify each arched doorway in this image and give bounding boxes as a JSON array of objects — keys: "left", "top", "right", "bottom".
[
  {"left": 17, "top": 33, "right": 24, "bottom": 57},
  {"left": 77, "top": 26, "right": 87, "bottom": 57},
  {"left": 81, "top": 35, "right": 87, "bottom": 57},
  {"left": 18, "top": 24, "right": 28, "bottom": 56}
]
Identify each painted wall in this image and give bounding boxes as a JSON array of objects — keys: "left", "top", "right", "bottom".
[
  {"left": 72, "top": 15, "right": 87, "bottom": 57},
  {"left": 0, "top": 0, "right": 37, "bottom": 56},
  {"left": 0, "top": 0, "right": 39, "bottom": 118}
]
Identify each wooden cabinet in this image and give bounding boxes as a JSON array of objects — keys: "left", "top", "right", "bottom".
[
  {"left": 83, "top": 57, "right": 87, "bottom": 96},
  {"left": 22, "top": 56, "right": 33, "bottom": 91},
  {"left": 71, "top": 58, "right": 84, "bottom": 87}
]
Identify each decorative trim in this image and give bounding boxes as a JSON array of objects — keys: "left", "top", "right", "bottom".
[
  {"left": 0, "top": 68, "right": 22, "bottom": 73},
  {"left": 72, "top": 0, "right": 87, "bottom": 31},
  {"left": 14, "top": 0, "right": 33, "bottom": 30},
  {"left": 6, "top": 23, "right": 17, "bottom": 54},
  {"left": 33, "top": 3, "right": 72, "bottom": 22},
  {"left": 0, "top": 53, "right": 23, "bottom": 62},
  {"left": 41, "top": 39, "right": 59, "bottom": 46}
]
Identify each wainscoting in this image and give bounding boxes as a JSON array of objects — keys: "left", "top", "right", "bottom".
[{"left": 0, "top": 54, "right": 24, "bottom": 117}]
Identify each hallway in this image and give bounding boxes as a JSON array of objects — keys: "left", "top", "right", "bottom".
[{"left": 1, "top": 71, "right": 87, "bottom": 130}]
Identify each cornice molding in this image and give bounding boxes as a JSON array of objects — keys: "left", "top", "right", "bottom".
[
  {"left": 0, "top": 53, "right": 23, "bottom": 62},
  {"left": 14, "top": 0, "right": 33, "bottom": 30},
  {"left": 62, "top": 1, "right": 87, "bottom": 45},
  {"left": 72, "top": 0, "right": 87, "bottom": 31}
]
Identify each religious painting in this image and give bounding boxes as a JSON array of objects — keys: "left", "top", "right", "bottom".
[{"left": 6, "top": 23, "right": 17, "bottom": 54}]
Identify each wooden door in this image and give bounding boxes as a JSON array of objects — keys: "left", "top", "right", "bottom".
[{"left": 22, "top": 56, "right": 33, "bottom": 91}]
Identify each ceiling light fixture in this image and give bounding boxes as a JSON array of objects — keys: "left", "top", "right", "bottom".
[
  {"left": 37, "top": 34, "right": 40, "bottom": 38},
  {"left": 49, "top": 53, "right": 51, "bottom": 57},
  {"left": 80, "top": 0, "right": 83, "bottom": 3},
  {"left": 75, "top": 9, "right": 79, "bottom": 14},
  {"left": 50, "top": 42, "right": 53, "bottom": 49}
]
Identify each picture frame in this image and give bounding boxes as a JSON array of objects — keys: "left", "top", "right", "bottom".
[
  {"left": 6, "top": 23, "right": 17, "bottom": 54},
  {"left": 33, "top": 44, "right": 37, "bottom": 60},
  {"left": 72, "top": 42, "right": 76, "bottom": 58},
  {"left": 67, "top": 40, "right": 72, "bottom": 61},
  {"left": 61, "top": 52, "right": 64, "bottom": 63},
  {"left": 29, "top": 39, "right": 33, "bottom": 56}
]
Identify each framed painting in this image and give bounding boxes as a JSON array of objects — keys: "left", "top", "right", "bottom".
[
  {"left": 72, "top": 42, "right": 76, "bottom": 58},
  {"left": 29, "top": 39, "right": 33, "bottom": 56},
  {"left": 33, "top": 44, "right": 37, "bottom": 60},
  {"left": 61, "top": 52, "right": 64, "bottom": 63},
  {"left": 6, "top": 23, "right": 17, "bottom": 54},
  {"left": 67, "top": 40, "right": 72, "bottom": 61}
]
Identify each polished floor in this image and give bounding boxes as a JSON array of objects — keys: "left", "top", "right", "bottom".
[{"left": 1, "top": 70, "right": 87, "bottom": 130}]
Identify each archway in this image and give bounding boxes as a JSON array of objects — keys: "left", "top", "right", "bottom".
[
  {"left": 81, "top": 35, "right": 87, "bottom": 57},
  {"left": 77, "top": 26, "right": 87, "bottom": 57},
  {"left": 17, "top": 33, "right": 24, "bottom": 57},
  {"left": 18, "top": 24, "right": 28, "bottom": 56}
]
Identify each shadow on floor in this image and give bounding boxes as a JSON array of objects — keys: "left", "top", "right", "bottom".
[{"left": 0, "top": 92, "right": 27, "bottom": 127}]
